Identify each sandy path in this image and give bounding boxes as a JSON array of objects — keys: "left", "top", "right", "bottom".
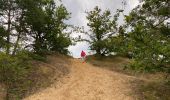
[{"left": 24, "top": 59, "right": 136, "bottom": 100}]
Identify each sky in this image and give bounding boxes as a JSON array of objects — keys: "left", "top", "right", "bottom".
[{"left": 59, "top": 0, "right": 139, "bottom": 58}]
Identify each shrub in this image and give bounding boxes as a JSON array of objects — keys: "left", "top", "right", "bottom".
[{"left": 0, "top": 52, "right": 33, "bottom": 99}]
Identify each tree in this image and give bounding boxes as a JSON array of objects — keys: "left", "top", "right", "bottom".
[
  {"left": 18, "top": 0, "right": 72, "bottom": 55},
  {"left": 0, "top": 0, "right": 72, "bottom": 98},
  {"left": 12, "top": 0, "right": 29, "bottom": 55},
  {"left": 108, "top": 26, "right": 129, "bottom": 56},
  {"left": 44, "top": 4, "right": 72, "bottom": 54},
  {"left": 0, "top": 0, "right": 18, "bottom": 54},
  {"left": 0, "top": 26, "right": 7, "bottom": 49},
  {"left": 86, "top": 6, "right": 118, "bottom": 56},
  {"left": 124, "top": 0, "right": 170, "bottom": 72}
]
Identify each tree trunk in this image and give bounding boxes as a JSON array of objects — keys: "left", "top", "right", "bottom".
[
  {"left": 96, "top": 48, "right": 101, "bottom": 55},
  {"left": 12, "top": 32, "right": 21, "bottom": 56},
  {"left": 12, "top": 10, "right": 24, "bottom": 56},
  {"left": 6, "top": 6, "right": 11, "bottom": 54}
]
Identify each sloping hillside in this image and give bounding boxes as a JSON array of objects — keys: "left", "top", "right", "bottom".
[
  {"left": 0, "top": 54, "right": 71, "bottom": 100},
  {"left": 86, "top": 55, "right": 170, "bottom": 100},
  {"left": 24, "top": 58, "right": 137, "bottom": 100},
  {"left": 1, "top": 55, "right": 169, "bottom": 100}
]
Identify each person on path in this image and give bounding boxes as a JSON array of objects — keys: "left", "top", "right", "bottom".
[{"left": 81, "top": 50, "right": 86, "bottom": 63}]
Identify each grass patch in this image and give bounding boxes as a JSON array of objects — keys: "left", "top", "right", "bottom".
[
  {"left": 86, "top": 55, "right": 133, "bottom": 75},
  {"left": 0, "top": 52, "right": 35, "bottom": 99},
  {"left": 87, "top": 55, "right": 170, "bottom": 100},
  {"left": 0, "top": 52, "right": 70, "bottom": 100},
  {"left": 130, "top": 79, "right": 170, "bottom": 100}
]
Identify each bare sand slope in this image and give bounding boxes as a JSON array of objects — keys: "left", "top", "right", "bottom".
[{"left": 24, "top": 59, "right": 136, "bottom": 100}]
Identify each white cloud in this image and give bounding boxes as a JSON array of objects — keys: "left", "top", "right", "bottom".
[{"left": 127, "top": 0, "right": 139, "bottom": 9}]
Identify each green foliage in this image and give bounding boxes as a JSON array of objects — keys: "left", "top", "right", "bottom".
[
  {"left": 124, "top": 0, "right": 170, "bottom": 72},
  {"left": 28, "top": 52, "right": 47, "bottom": 62},
  {"left": 0, "top": 0, "right": 72, "bottom": 98},
  {"left": 0, "top": 26, "right": 7, "bottom": 48},
  {"left": 22, "top": 0, "right": 72, "bottom": 55},
  {"left": 44, "top": 4, "right": 72, "bottom": 54},
  {"left": 85, "top": 6, "right": 119, "bottom": 55},
  {"left": 107, "top": 26, "right": 130, "bottom": 57},
  {"left": 0, "top": 52, "right": 33, "bottom": 99},
  {"left": 0, "top": 0, "right": 72, "bottom": 55}
]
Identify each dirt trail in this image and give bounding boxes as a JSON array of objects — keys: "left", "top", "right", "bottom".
[{"left": 24, "top": 59, "right": 137, "bottom": 100}]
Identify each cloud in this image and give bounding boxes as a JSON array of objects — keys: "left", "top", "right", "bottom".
[
  {"left": 128, "top": 0, "right": 140, "bottom": 9},
  {"left": 59, "top": 0, "right": 139, "bottom": 58}
]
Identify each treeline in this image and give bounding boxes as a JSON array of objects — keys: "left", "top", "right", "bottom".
[
  {"left": 0, "top": 0, "right": 72, "bottom": 55},
  {"left": 0, "top": 0, "right": 72, "bottom": 99},
  {"left": 84, "top": 0, "right": 170, "bottom": 72}
]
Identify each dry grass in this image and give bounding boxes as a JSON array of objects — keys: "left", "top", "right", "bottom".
[
  {"left": 0, "top": 53, "right": 71, "bottom": 100},
  {"left": 24, "top": 53, "right": 71, "bottom": 98},
  {"left": 86, "top": 55, "right": 132, "bottom": 75},
  {"left": 129, "top": 79, "right": 170, "bottom": 100},
  {"left": 0, "top": 84, "right": 6, "bottom": 100},
  {"left": 25, "top": 58, "right": 136, "bottom": 100},
  {"left": 86, "top": 55, "right": 170, "bottom": 100}
]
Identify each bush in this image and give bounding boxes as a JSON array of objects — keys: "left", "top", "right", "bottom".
[
  {"left": 28, "top": 52, "right": 47, "bottom": 62},
  {"left": 128, "top": 58, "right": 165, "bottom": 73},
  {"left": 0, "top": 52, "right": 33, "bottom": 99}
]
